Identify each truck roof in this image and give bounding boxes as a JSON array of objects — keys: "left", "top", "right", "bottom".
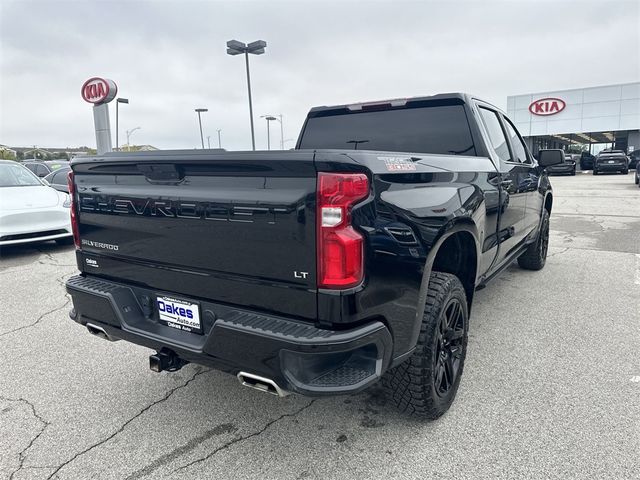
[{"left": 307, "top": 92, "right": 503, "bottom": 117}]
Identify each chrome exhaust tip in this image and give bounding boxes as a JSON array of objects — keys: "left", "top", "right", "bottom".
[
  {"left": 86, "top": 323, "right": 119, "bottom": 342},
  {"left": 237, "top": 372, "right": 289, "bottom": 397}
]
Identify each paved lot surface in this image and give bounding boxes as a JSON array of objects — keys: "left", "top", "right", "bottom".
[{"left": 1, "top": 172, "right": 639, "bottom": 480}]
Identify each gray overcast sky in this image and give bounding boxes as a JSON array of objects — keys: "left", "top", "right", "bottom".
[{"left": 1, "top": 0, "right": 638, "bottom": 151}]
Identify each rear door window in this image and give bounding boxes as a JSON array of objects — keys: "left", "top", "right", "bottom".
[
  {"left": 503, "top": 118, "right": 530, "bottom": 164},
  {"left": 478, "top": 107, "right": 513, "bottom": 163}
]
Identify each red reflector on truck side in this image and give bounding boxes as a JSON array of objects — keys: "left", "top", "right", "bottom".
[
  {"left": 317, "top": 172, "right": 369, "bottom": 289},
  {"left": 67, "top": 171, "right": 80, "bottom": 249}
]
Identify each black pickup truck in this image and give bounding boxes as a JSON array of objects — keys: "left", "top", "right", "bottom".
[{"left": 65, "top": 93, "right": 562, "bottom": 419}]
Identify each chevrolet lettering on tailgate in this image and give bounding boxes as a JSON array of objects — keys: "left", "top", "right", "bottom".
[{"left": 79, "top": 195, "right": 289, "bottom": 224}]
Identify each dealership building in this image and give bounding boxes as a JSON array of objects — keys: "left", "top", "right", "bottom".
[{"left": 507, "top": 82, "right": 640, "bottom": 157}]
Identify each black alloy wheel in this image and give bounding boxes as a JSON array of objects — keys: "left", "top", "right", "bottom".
[
  {"left": 434, "top": 298, "right": 465, "bottom": 397},
  {"left": 518, "top": 209, "right": 550, "bottom": 270},
  {"left": 539, "top": 213, "right": 550, "bottom": 262},
  {"left": 382, "top": 272, "right": 469, "bottom": 419}
]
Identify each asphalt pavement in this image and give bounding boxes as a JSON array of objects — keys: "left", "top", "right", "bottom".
[{"left": 1, "top": 171, "right": 639, "bottom": 480}]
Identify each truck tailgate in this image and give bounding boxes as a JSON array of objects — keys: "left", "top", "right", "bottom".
[{"left": 72, "top": 152, "right": 317, "bottom": 320}]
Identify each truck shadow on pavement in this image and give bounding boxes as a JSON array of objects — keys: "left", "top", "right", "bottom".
[{"left": 0, "top": 241, "right": 75, "bottom": 266}]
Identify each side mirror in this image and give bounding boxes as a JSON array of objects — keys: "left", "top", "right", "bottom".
[{"left": 538, "top": 149, "right": 564, "bottom": 167}]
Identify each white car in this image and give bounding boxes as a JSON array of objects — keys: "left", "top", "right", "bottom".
[{"left": 0, "top": 160, "right": 73, "bottom": 246}]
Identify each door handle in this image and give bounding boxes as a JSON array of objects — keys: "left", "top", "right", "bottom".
[{"left": 488, "top": 175, "right": 513, "bottom": 189}]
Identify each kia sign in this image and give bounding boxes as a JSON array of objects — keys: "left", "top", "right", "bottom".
[
  {"left": 82, "top": 77, "right": 116, "bottom": 154},
  {"left": 529, "top": 97, "right": 566, "bottom": 116},
  {"left": 81, "top": 77, "right": 117, "bottom": 105}
]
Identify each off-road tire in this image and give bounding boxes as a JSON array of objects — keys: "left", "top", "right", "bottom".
[
  {"left": 622, "top": 169, "right": 629, "bottom": 175},
  {"left": 518, "top": 209, "right": 550, "bottom": 271},
  {"left": 382, "top": 272, "right": 468, "bottom": 420},
  {"left": 593, "top": 169, "right": 598, "bottom": 175}
]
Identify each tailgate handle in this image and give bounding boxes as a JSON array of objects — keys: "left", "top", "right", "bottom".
[{"left": 138, "top": 164, "right": 184, "bottom": 183}]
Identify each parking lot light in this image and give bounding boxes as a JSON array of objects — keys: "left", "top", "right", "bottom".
[
  {"left": 261, "top": 115, "right": 277, "bottom": 150},
  {"left": 195, "top": 108, "right": 208, "bottom": 149},
  {"left": 115, "top": 98, "right": 129, "bottom": 151},
  {"left": 226, "top": 39, "right": 267, "bottom": 151},
  {"left": 125, "top": 127, "right": 141, "bottom": 151}
]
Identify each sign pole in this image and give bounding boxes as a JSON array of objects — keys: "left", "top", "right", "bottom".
[{"left": 93, "top": 103, "right": 113, "bottom": 155}]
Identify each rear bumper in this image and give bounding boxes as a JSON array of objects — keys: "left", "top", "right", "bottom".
[
  {"left": 0, "top": 230, "right": 71, "bottom": 246},
  {"left": 595, "top": 163, "right": 627, "bottom": 171},
  {"left": 547, "top": 164, "right": 575, "bottom": 173},
  {"left": 66, "top": 274, "right": 393, "bottom": 396},
  {"left": 0, "top": 208, "right": 72, "bottom": 246}
]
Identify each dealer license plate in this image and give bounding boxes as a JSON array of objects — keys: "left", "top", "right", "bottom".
[
  {"left": 608, "top": 160, "right": 615, "bottom": 163},
  {"left": 156, "top": 296, "right": 202, "bottom": 334}
]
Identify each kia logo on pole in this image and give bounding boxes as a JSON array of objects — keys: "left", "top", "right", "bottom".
[
  {"left": 81, "top": 77, "right": 118, "bottom": 104},
  {"left": 529, "top": 97, "right": 566, "bottom": 116}
]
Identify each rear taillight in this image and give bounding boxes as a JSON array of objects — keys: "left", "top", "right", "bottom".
[
  {"left": 317, "top": 172, "right": 369, "bottom": 289},
  {"left": 67, "top": 171, "right": 80, "bottom": 248}
]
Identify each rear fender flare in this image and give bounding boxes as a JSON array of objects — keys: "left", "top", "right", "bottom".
[{"left": 409, "top": 221, "right": 480, "bottom": 351}]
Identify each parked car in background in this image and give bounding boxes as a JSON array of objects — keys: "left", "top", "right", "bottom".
[
  {"left": 593, "top": 151, "right": 629, "bottom": 175},
  {"left": 635, "top": 159, "right": 640, "bottom": 187},
  {"left": 628, "top": 150, "right": 639, "bottom": 169},
  {"left": 580, "top": 151, "right": 595, "bottom": 170},
  {"left": 22, "top": 160, "right": 52, "bottom": 178},
  {"left": 21, "top": 159, "right": 69, "bottom": 178},
  {"left": 43, "top": 160, "right": 69, "bottom": 171},
  {"left": 547, "top": 152, "right": 576, "bottom": 175},
  {"left": 43, "top": 166, "right": 71, "bottom": 193},
  {"left": 0, "top": 160, "right": 73, "bottom": 247}
]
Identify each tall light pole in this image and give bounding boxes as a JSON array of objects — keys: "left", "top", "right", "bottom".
[
  {"left": 217, "top": 129, "right": 222, "bottom": 148},
  {"left": 115, "top": 98, "right": 129, "bottom": 151},
  {"left": 278, "top": 114, "right": 284, "bottom": 150},
  {"left": 125, "top": 127, "right": 141, "bottom": 151},
  {"left": 263, "top": 114, "right": 284, "bottom": 149},
  {"left": 262, "top": 115, "right": 276, "bottom": 150},
  {"left": 195, "top": 108, "right": 208, "bottom": 149},
  {"left": 226, "top": 39, "right": 267, "bottom": 151}
]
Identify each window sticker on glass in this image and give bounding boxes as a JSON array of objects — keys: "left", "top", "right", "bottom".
[{"left": 379, "top": 156, "right": 417, "bottom": 171}]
